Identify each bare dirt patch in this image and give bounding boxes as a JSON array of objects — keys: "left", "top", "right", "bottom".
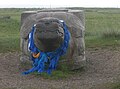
[{"left": 0, "top": 48, "right": 120, "bottom": 89}]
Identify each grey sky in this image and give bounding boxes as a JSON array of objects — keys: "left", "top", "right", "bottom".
[{"left": 0, "top": 0, "right": 119, "bottom": 8}]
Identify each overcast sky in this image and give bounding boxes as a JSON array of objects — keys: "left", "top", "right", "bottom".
[{"left": 0, "top": 0, "right": 119, "bottom": 8}]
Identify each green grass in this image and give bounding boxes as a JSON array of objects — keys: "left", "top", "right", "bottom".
[
  {"left": 0, "top": 19, "right": 20, "bottom": 52},
  {"left": 32, "top": 68, "right": 83, "bottom": 80},
  {"left": 25, "top": 62, "right": 84, "bottom": 79},
  {"left": 33, "top": 70, "right": 70, "bottom": 79},
  {"left": 85, "top": 9, "right": 120, "bottom": 48},
  {"left": 0, "top": 9, "right": 22, "bottom": 52}
]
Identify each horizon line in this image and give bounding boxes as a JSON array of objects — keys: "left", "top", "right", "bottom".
[{"left": 0, "top": 7, "right": 120, "bottom": 9}]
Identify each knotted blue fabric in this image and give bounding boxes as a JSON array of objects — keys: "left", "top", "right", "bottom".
[{"left": 22, "top": 20, "right": 70, "bottom": 75}]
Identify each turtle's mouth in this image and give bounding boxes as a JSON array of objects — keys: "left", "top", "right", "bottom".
[{"left": 34, "top": 27, "right": 64, "bottom": 52}]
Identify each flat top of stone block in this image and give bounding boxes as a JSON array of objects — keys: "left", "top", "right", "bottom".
[
  {"left": 37, "top": 9, "right": 69, "bottom": 12},
  {"left": 22, "top": 11, "right": 37, "bottom": 14},
  {"left": 68, "top": 10, "right": 84, "bottom": 12},
  {"left": 22, "top": 9, "right": 84, "bottom": 14}
]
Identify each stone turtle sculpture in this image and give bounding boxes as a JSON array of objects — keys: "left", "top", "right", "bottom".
[{"left": 20, "top": 9, "right": 86, "bottom": 70}]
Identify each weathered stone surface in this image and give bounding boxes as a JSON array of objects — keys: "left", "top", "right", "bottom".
[
  {"left": 20, "top": 9, "right": 86, "bottom": 70},
  {"left": 34, "top": 17, "right": 64, "bottom": 52}
]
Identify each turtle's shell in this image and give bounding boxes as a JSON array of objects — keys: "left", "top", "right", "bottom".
[{"left": 20, "top": 12, "right": 84, "bottom": 39}]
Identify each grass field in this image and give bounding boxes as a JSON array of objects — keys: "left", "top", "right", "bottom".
[
  {"left": 0, "top": 9, "right": 21, "bottom": 52},
  {"left": 0, "top": 8, "right": 120, "bottom": 89},
  {"left": 85, "top": 8, "right": 120, "bottom": 47}
]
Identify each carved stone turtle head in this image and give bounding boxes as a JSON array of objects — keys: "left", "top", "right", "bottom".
[{"left": 33, "top": 17, "right": 64, "bottom": 52}]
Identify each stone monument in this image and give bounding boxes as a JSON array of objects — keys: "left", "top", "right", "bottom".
[{"left": 20, "top": 9, "right": 86, "bottom": 70}]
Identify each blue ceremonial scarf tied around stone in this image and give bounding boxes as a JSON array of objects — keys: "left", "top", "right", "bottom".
[{"left": 22, "top": 20, "right": 70, "bottom": 75}]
